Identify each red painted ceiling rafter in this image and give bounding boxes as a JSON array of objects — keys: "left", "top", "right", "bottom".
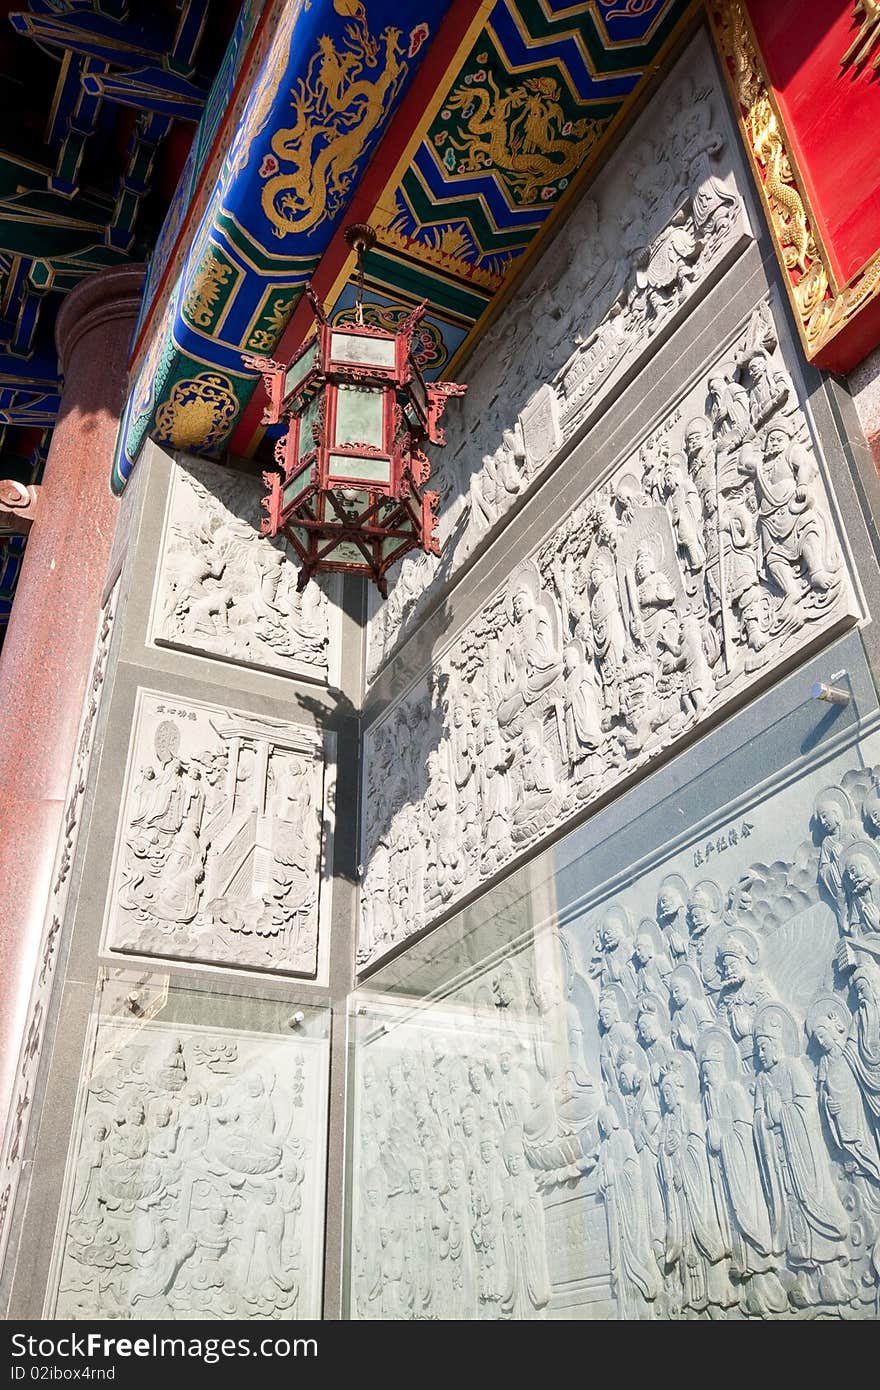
[{"left": 228, "top": 0, "right": 490, "bottom": 457}]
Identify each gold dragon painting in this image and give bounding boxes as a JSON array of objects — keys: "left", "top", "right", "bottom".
[
  {"left": 259, "top": 0, "right": 427, "bottom": 240},
  {"left": 442, "top": 71, "right": 608, "bottom": 206}
]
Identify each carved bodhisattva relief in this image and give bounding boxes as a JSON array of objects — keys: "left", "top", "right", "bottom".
[
  {"left": 106, "top": 692, "right": 325, "bottom": 977},
  {"left": 51, "top": 1020, "right": 326, "bottom": 1319},
  {"left": 367, "top": 36, "right": 753, "bottom": 683},
  {"left": 352, "top": 738, "right": 880, "bottom": 1318},
  {"left": 359, "top": 301, "right": 861, "bottom": 968},
  {"left": 152, "top": 458, "right": 336, "bottom": 682}
]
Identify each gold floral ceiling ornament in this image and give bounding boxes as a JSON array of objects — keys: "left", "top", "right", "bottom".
[
  {"left": 154, "top": 373, "right": 239, "bottom": 453},
  {"left": 841, "top": 0, "right": 880, "bottom": 74},
  {"left": 710, "top": 0, "right": 880, "bottom": 364}
]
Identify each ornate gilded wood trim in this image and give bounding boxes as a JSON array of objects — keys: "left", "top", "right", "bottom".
[{"left": 708, "top": 0, "right": 880, "bottom": 363}]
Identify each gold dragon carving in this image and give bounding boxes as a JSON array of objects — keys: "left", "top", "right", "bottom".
[
  {"left": 260, "top": 1, "right": 409, "bottom": 240},
  {"left": 712, "top": 0, "right": 880, "bottom": 359},
  {"left": 443, "top": 72, "right": 607, "bottom": 206}
]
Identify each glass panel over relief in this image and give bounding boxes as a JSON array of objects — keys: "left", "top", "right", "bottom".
[
  {"left": 349, "top": 639, "right": 880, "bottom": 1319},
  {"left": 334, "top": 385, "right": 384, "bottom": 449},
  {"left": 48, "top": 973, "right": 329, "bottom": 1320},
  {"left": 330, "top": 331, "right": 395, "bottom": 369}
]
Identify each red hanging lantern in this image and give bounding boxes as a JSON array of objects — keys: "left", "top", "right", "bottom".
[{"left": 244, "top": 226, "right": 466, "bottom": 597}]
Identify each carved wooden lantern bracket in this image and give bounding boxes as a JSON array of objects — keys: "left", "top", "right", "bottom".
[{"left": 244, "top": 228, "right": 466, "bottom": 598}]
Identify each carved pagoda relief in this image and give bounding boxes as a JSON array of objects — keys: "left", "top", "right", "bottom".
[
  {"left": 151, "top": 457, "right": 338, "bottom": 683},
  {"left": 351, "top": 733, "right": 880, "bottom": 1318},
  {"left": 358, "top": 299, "right": 861, "bottom": 968},
  {"left": 367, "top": 33, "right": 754, "bottom": 683},
  {"left": 50, "top": 1017, "right": 327, "bottom": 1319},
  {"left": 105, "top": 691, "right": 326, "bottom": 978}
]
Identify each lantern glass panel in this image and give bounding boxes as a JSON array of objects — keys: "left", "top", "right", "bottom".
[
  {"left": 329, "top": 453, "right": 390, "bottom": 484},
  {"left": 333, "top": 540, "right": 368, "bottom": 566},
  {"left": 408, "top": 368, "right": 428, "bottom": 417},
  {"left": 330, "top": 331, "right": 395, "bottom": 369},
  {"left": 284, "top": 338, "right": 318, "bottom": 398},
  {"left": 282, "top": 464, "right": 311, "bottom": 509},
  {"left": 333, "top": 384, "right": 385, "bottom": 450},
  {"left": 296, "top": 392, "right": 322, "bottom": 463}
]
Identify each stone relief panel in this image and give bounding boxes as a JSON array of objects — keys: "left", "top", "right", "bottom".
[
  {"left": 351, "top": 730, "right": 880, "bottom": 1318},
  {"left": 350, "top": 985, "right": 614, "bottom": 1321},
  {"left": 366, "top": 31, "right": 754, "bottom": 683},
  {"left": 359, "top": 299, "right": 861, "bottom": 968},
  {"left": 105, "top": 690, "right": 326, "bottom": 978},
  {"left": 151, "top": 456, "right": 340, "bottom": 684},
  {"left": 0, "top": 578, "right": 119, "bottom": 1277},
  {"left": 49, "top": 1015, "right": 327, "bottom": 1319}
]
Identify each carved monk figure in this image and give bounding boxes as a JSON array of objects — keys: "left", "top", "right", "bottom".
[
  {"left": 753, "top": 1007, "right": 851, "bottom": 1308},
  {"left": 686, "top": 880, "right": 723, "bottom": 980},
  {"left": 636, "top": 995, "right": 677, "bottom": 1093},
  {"left": 153, "top": 788, "right": 206, "bottom": 924},
  {"left": 481, "top": 717, "right": 513, "bottom": 870},
  {"left": 591, "top": 908, "right": 636, "bottom": 996},
  {"left": 697, "top": 1029, "right": 787, "bottom": 1317},
  {"left": 502, "top": 567, "right": 561, "bottom": 716},
  {"left": 587, "top": 550, "right": 626, "bottom": 722},
  {"left": 598, "top": 987, "right": 637, "bottom": 1094},
  {"left": 850, "top": 962, "right": 880, "bottom": 1111},
  {"left": 617, "top": 1059, "right": 666, "bottom": 1258},
  {"left": 512, "top": 721, "right": 557, "bottom": 828},
  {"left": 656, "top": 874, "right": 690, "bottom": 965},
  {"left": 808, "top": 998, "right": 880, "bottom": 1184},
  {"left": 842, "top": 844, "right": 880, "bottom": 942},
  {"left": 595, "top": 1103, "right": 662, "bottom": 1319},
  {"left": 813, "top": 788, "right": 860, "bottom": 921},
  {"left": 633, "top": 922, "right": 672, "bottom": 999},
  {"left": 561, "top": 639, "right": 603, "bottom": 785},
  {"left": 657, "top": 1061, "right": 735, "bottom": 1316},
  {"left": 499, "top": 1128, "right": 552, "bottom": 1320},
  {"left": 71, "top": 1118, "right": 108, "bottom": 1228},
  {"left": 668, "top": 965, "right": 713, "bottom": 1055}
]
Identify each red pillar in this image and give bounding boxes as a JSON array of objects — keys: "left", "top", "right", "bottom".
[{"left": 0, "top": 264, "right": 144, "bottom": 1132}]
